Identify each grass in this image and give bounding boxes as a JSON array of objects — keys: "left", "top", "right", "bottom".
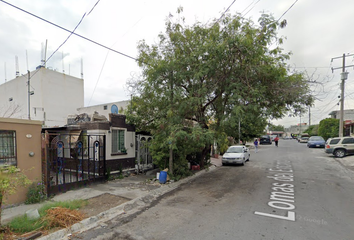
[{"left": 6, "top": 199, "right": 87, "bottom": 234}]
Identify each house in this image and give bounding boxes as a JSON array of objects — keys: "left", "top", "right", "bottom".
[
  {"left": 0, "top": 117, "right": 42, "bottom": 206},
  {"left": 329, "top": 109, "right": 354, "bottom": 121},
  {"left": 0, "top": 66, "right": 84, "bottom": 127}
]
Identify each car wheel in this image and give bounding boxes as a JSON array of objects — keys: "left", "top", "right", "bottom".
[{"left": 334, "top": 149, "right": 346, "bottom": 158}]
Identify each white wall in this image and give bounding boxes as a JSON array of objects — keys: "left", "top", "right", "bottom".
[
  {"left": 0, "top": 67, "right": 84, "bottom": 127},
  {"left": 78, "top": 100, "right": 130, "bottom": 119}
]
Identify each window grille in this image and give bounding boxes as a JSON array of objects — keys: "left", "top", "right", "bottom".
[
  {"left": 112, "top": 129, "right": 125, "bottom": 153},
  {"left": 0, "top": 130, "right": 17, "bottom": 166}
]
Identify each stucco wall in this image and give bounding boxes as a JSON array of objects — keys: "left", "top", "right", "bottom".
[
  {"left": 0, "top": 118, "right": 42, "bottom": 205},
  {"left": 0, "top": 67, "right": 84, "bottom": 127}
]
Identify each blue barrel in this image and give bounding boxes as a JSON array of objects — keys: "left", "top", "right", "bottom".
[{"left": 159, "top": 171, "right": 167, "bottom": 184}]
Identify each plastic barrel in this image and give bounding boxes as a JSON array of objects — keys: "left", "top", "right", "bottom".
[{"left": 159, "top": 171, "right": 167, "bottom": 184}]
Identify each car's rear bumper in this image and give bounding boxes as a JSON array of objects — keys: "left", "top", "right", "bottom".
[{"left": 325, "top": 148, "right": 333, "bottom": 154}]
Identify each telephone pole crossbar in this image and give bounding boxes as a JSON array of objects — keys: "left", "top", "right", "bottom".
[{"left": 331, "top": 53, "right": 354, "bottom": 137}]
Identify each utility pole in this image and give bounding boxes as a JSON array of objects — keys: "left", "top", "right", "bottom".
[
  {"left": 308, "top": 106, "right": 311, "bottom": 126},
  {"left": 331, "top": 53, "right": 354, "bottom": 137}
]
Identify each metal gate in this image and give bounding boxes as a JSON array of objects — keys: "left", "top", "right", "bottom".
[{"left": 44, "top": 133, "right": 106, "bottom": 195}]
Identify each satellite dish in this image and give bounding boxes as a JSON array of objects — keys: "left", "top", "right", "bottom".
[{"left": 111, "top": 104, "right": 118, "bottom": 114}]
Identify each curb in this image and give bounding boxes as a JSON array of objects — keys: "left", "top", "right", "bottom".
[{"left": 37, "top": 165, "right": 217, "bottom": 240}]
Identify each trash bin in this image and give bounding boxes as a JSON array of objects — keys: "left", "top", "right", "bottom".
[{"left": 159, "top": 171, "right": 167, "bottom": 184}]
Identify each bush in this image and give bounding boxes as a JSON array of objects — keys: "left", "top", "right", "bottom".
[{"left": 25, "top": 181, "right": 47, "bottom": 204}]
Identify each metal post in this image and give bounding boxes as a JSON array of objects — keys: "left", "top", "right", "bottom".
[{"left": 27, "top": 70, "right": 30, "bottom": 120}]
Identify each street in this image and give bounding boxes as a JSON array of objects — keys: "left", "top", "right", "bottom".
[{"left": 76, "top": 140, "right": 354, "bottom": 240}]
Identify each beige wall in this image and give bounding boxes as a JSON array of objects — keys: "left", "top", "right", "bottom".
[{"left": 0, "top": 117, "right": 42, "bottom": 205}]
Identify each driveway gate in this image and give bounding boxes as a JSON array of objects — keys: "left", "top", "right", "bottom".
[{"left": 44, "top": 133, "right": 106, "bottom": 195}]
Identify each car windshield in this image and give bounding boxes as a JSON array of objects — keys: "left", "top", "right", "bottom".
[
  {"left": 301, "top": 137, "right": 309, "bottom": 140},
  {"left": 309, "top": 136, "right": 324, "bottom": 141},
  {"left": 226, "top": 147, "right": 243, "bottom": 153}
]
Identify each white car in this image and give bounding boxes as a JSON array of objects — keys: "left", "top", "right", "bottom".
[{"left": 222, "top": 145, "right": 250, "bottom": 166}]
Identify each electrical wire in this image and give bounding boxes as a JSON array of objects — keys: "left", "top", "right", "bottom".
[
  {"left": 277, "top": 0, "right": 298, "bottom": 22},
  {"left": 0, "top": 0, "right": 138, "bottom": 62},
  {"left": 242, "top": 0, "right": 260, "bottom": 18},
  {"left": 215, "top": 0, "right": 237, "bottom": 24},
  {"left": 88, "top": 0, "right": 100, "bottom": 16}
]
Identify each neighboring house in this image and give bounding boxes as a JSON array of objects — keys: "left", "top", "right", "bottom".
[
  {"left": 76, "top": 100, "right": 130, "bottom": 119},
  {"left": 329, "top": 109, "right": 354, "bottom": 121},
  {"left": 0, "top": 117, "right": 42, "bottom": 206},
  {"left": 42, "top": 113, "right": 139, "bottom": 195},
  {"left": 0, "top": 66, "right": 84, "bottom": 127}
]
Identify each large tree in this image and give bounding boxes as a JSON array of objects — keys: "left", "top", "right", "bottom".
[
  {"left": 127, "top": 9, "right": 313, "bottom": 174},
  {"left": 318, "top": 118, "right": 340, "bottom": 140}
]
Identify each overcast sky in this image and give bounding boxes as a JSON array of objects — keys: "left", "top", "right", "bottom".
[{"left": 1, "top": 0, "right": 354, "bottom": 127}]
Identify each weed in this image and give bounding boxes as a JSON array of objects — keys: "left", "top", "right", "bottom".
[{"left": 25, "top": 181, "right": 47, "bottom": 204}]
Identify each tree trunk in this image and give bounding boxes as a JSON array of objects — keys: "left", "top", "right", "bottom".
[{"left": 199, "top": 145, "right": 211, "bottom": 169}]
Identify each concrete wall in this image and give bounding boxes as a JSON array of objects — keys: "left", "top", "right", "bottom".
[
  {"left": 77, "top": 100, "right": 130, "bottom": 119},
  {"left": 0, "top": 117, "right": 42, "bottom": 206},
  {"left": 0, "top": 67, "right": 84, "bottom": 127}
]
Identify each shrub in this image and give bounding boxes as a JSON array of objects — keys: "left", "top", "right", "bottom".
[{"left": 25, "top": 181, "right": 47, "bottom": 204}]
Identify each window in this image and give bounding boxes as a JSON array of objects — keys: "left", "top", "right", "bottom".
[
  {"left": 341, "top": 138, "right": 354, "bottom": 144},
  {"left": 112, "top": 129, "right": 125, "bottom": 153},
  {"left": 103, "top": 105, "right": 107, "bottom": 110},
  {"left": 0, "top": 130, "right": 17, "bottom": 166}
]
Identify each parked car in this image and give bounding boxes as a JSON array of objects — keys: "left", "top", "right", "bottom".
[
  {"left": 299, "top": 136, "right": 309, "bottom": 143},
  {"left": 307, "top": 136, "right": 325, "bottom": 148},
  {"left": 222, "top": 145, "right": 250, "bottom": 166},
  {"left": 325, "top": 137, "right": 354, "bottom": 158},
  {"left": 260, "top": 135, "right": 272, "bottom": 145}
]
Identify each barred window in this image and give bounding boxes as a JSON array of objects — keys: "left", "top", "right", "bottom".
[
  {"left": 0, "top": 130, "right": 17, "bottom": 166},
  {"left": 112, "top": 129, "right": 125, "bottom": 153}
]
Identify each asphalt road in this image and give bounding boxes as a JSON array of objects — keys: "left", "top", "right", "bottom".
[{"left": 78, "top": 140, "right": 354, "bottom": 240}]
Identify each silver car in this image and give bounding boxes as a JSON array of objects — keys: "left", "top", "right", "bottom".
[{"left": 222, "top": 145, "right": 250, "bottom": 166}]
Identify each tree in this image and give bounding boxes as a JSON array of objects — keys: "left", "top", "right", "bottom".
[
  {"left": 0, "top": 103, "right": 21, "bottom": 118},
  {"left": 269, "top": 124, "right": 285, "bottom": 132},
  {"left": 318, "top": 118, "right": 340, "bottom": 140},
  {"left": 127, "top": 9, "right": 313, "bottom": 175},
  {"left": 0, "top": 166, "right": 31, "bottom": 225},
  {"left": 304, "top": 124, "right": 319, "bottom": 136}
]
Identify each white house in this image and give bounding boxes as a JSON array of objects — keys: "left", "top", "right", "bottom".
[{"left": 0, "top": 66, "right": 84, "bottom": 127}]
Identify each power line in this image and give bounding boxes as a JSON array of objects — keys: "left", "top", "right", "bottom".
[
  {"left": 0, "top": 0, "right": 138, "bottom": 62},
  {"left": 215, "top": 0, "right": 237, "bottom": 24},
  {"left": 277, "top": 0, "right": 298, "bottom": 22},
  {"left": 242, "top": 0, "right": 260, "bottom": 18},
  {"left": 88, "top": 0, "right": 101, "bottom": 16}
]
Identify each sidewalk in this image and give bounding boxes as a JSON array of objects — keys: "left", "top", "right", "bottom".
[{"left": 2, "top": 157, "right": 221, "bottom": 239}]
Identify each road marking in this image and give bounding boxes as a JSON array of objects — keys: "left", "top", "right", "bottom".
[{"left": 254, "top": 160, "right": 296, "bottom": 221}]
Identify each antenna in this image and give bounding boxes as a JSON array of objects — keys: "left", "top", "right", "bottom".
[
  {"left": 41, "top": 42, "right": 44, "bottom": 66},
  {"left": 81, "top": 58, "right": 83, "bottom": 79},
  {"left": 44, "top": 39, "right": 48, "bottom": 67},
  {"left": 15, "top": 56, "right": 19, "bottom": 78}
]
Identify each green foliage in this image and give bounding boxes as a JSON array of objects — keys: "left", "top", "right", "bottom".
[
  {"left": 0, "top": 166, "right": 31, "bottom": 225},
  {"left": 303, "top": 124, "right": 319, "bottom": 136},
  {"left": 269, "top": 124, "right": 285, "bottom": 131},
  {"left": 25, "top": 181, "right": 47, "bottom": 204},
  {"left": 127, "top": 9, "right": 313, "bottom": 175},
  {"left": 318, "top": 118, "right": 340, "bottom": 140},
  {"left": 7, "top": 200, "right": 86, "bottom": 233}
]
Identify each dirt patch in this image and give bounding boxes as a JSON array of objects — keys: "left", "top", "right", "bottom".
[{"left": 79, "top": 193, "right": 130, "bottom": 217}]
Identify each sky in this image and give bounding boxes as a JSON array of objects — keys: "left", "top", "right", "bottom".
[{"left": 0, "top": 0, "right": 354, "bottom": 128}]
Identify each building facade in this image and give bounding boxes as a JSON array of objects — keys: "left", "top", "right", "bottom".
[{"left": 0, "top": 67, "right": 84, "bottom": 127}]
